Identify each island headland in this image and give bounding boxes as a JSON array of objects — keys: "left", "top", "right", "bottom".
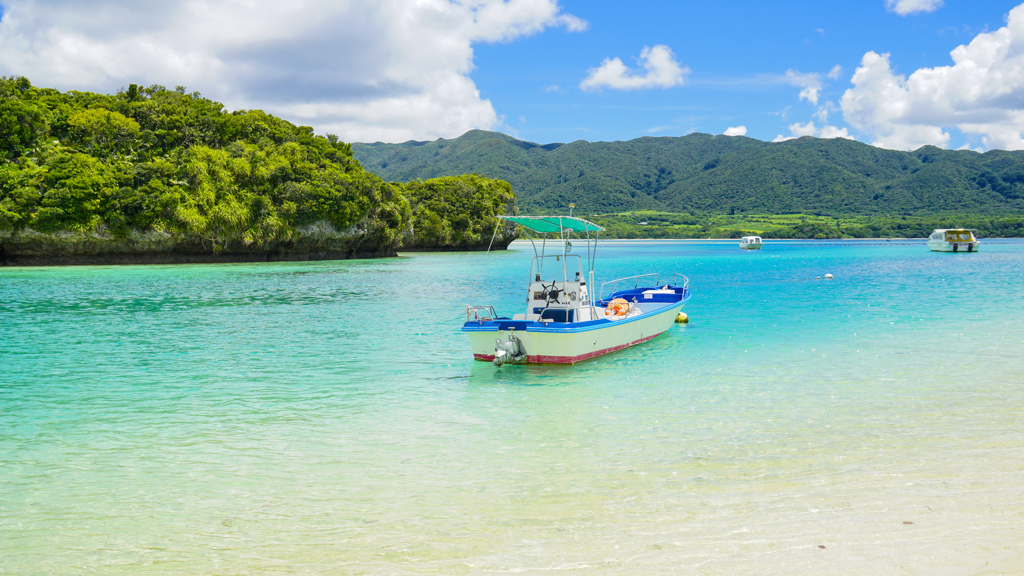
[{"left": 0, "top": 77, "right": 517, "bottom": 266}]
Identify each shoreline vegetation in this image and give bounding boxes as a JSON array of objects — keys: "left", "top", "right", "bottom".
[
  {"left": 0, "top": 77, "right": 516, "bottom": 266},
  {"left": 3, "top": 78, "right": 1021, "bottom": 266},
  {"left": 585, "top": 211, "right": 1024, "bottom": 240}
]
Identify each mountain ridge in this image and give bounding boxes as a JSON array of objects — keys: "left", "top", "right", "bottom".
[{"left": 353, "top": 130, "right": 1024, "bottom": 216}]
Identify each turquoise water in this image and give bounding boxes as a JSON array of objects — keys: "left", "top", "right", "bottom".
[{"left": 2, "top": 240, "right": 1023, "bottom": 575}]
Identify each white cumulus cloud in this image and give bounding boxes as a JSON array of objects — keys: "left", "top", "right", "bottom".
[
  {"left": 885, "top": 0, "right": 943, "bottom": 16},
  {"left": 579, "top": 45, "right": 689, "bottom": 91},
  {"left": 841, "top": 4, "right": 1024, "bottom": 151},
  {"left": 790, "top": 121, "right": 818, "bottom": 138},
  {"left": 773, "top": 121, "right": 852, "bottom": 142},
  {"left": 785, "top": 70, "right": 823, "bottom": 105},
  {"left": 723, "top": 126, "right": 747, "bottom": 136},
  {"left": 0, "top": 0, "right": 586, "bottom": 143},
  {"left": 819, "top": 125, "right": 852, "bottom": 139}
]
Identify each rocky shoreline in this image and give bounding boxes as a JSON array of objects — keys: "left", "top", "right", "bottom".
[
  {"left": 0, "top": 249, "right": 405, "bottom": 267},
  {"left": 0, "top": 222, "right": 516, "bottom": 267}
]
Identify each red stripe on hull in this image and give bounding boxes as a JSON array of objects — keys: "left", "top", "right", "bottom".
[{"left": 473, "top": 331, "right": 665, "bottom": 365}]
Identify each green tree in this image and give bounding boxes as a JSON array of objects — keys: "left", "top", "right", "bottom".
[
  {"left": 65, "top": 108, "right": 141, "bottom": 157},
  {"left": 0, "top": 99, "right": 48, "bottom": 160},
  {"left": 33, "top": 151, "right": 122, "bottom": 232}
]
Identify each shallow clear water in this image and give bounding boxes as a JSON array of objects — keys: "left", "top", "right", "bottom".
[{"left": 2, "top": 240, "right": 1023, "bottom": 575}]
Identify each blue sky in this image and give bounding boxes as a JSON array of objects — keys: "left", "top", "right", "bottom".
[
  {"left": 2, "top": 0, "right": 1024, "bottom": 150},
  {"left": 472, "top": 0, "right": 1024, "bottom": 148}
]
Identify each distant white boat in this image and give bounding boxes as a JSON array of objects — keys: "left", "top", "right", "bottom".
[
  {"left": 927, "top": 229, "right": 980, "bottom": 252},
  {"left": 739, "top": 236, "right": 763, "bottom": 250}
]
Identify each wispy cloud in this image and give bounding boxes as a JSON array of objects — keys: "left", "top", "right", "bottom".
[
  {"left": 645, "top": 125, "right": 676, "bottom": 134},
  {"left": 690, "top": 73, "right": 789, "bottom": 88},
  {"left": 884, "top": 0, "right": 943, "bottom": 16},
  {"left": 785, "top": 70, "right": 823, "bottom": 105},
  {"left": 814, "top": 101, "right": 839, "bottom": 123}
]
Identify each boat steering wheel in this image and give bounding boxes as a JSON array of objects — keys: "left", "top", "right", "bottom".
[{"left": 540, "top": 282, "right": 562, "bottom": 306}]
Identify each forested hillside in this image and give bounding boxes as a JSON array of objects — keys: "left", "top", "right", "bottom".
[
  {"left": 0, "top": 78, "right": 516, "bottom": 265},
  {"left": 354, "top": 130, "right": 1024, "bottom": 216}
]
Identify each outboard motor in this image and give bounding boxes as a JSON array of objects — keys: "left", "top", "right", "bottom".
[{"left": 493, "top": 333, "right": 527, "bottom": 366}]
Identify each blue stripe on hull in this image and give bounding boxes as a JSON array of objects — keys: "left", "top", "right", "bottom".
[{"left": 463, "top": 293, "right": 690, "bottom": 334}]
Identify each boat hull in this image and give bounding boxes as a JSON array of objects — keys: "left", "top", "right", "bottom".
[{"left": 464, "top": 299, "right": 687, "bottom": 365}]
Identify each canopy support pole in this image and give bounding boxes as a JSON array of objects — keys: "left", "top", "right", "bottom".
[{"left": 486, "top": 218, "right": 501, "bottom": 254}]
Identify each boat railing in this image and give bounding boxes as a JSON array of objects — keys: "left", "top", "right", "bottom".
[
  {"left": 599, "top": 273, "right": 661, "bottom": 300},
  {"left": 672, "top": 273, "right": 689, "bottom": 291},
  {"left": 466, "top": 305, "right": 497, "bottom": 323}
]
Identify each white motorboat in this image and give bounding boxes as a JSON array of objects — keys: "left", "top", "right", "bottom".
[
  {"left": 464, "top": 215, "right": 691, "bottom": 366},
  {"left": 739, "top": 236, "right": 763, "bottom": 250},
  {"left": 927, "top": 229, "right": 980, "bottom": 252}
]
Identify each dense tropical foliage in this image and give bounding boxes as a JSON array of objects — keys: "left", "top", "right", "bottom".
[
  {"left": 397, "top": 175, "right": 515, "bottom": 249},
  {"left": 0, "top": 77, "right": 515, "bottom": 262}
]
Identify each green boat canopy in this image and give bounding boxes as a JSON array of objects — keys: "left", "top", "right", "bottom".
[{"left": 501, "top": 215, "right": 605, "bottom": 234}]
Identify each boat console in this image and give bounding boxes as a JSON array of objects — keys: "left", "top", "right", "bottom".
[{"left": 526, "top": 254, "right": 596, "bottom": 322}]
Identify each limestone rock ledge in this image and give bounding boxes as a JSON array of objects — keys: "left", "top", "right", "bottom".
[
  {"left": 0, "top": 221, "right": 398, "bottom": 266},
  {"left": 397, "top": 218, "right": 519, "bottom": 253}
]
